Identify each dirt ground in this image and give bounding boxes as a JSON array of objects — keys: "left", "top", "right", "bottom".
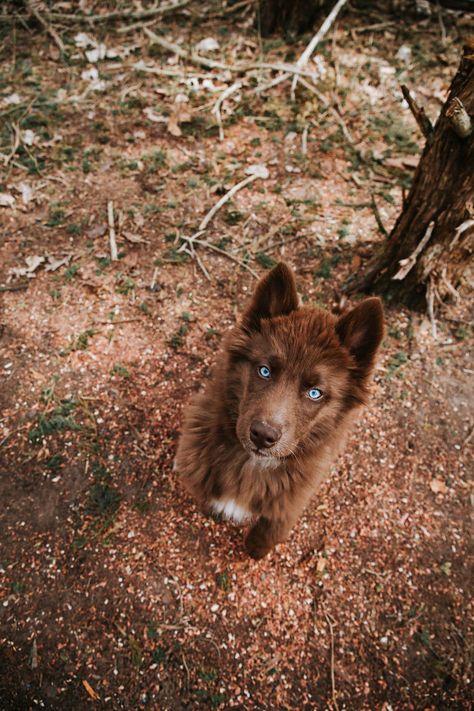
[{"left": 0, "top": 2, "right": 473, "bottom": 709}]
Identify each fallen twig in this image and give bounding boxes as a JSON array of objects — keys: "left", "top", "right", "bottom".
[
  {"left": 463, "top": 424, "right": 474, "bottom": 447},
  {"left": 29, "top": 4, "right": 65, "bottom": 53},
  {"left": 267, "top": 233, "right": 308, "bottom": 253},
  {"left": 291, "top": 0, "right": 349, "bottom": 101},
  {"left": 2, "top": 1, "right": 192, "bottom": 24},
  {"left": 323, "top": 610, "right": 340, "bottom": 711},
  {"left": 93, "top": 319, "right": 142, "bottom": 326},
  {"left": 0, "top": 283, "right": 29, "bottom": 292},
  {"left": 302, "top": 124, "right": 309, "bottom": 156},
  {"left": 352, "top": 20, "right": 396, "bottom": 35},
  {"left": 212, "top": 82, "right": 242, "bottom": 141},
  {"left": 199, "top": 173, "right": 262, "bottom": 232},
  {"left": 144, "top": 29, "right": 230, "bottom": 72},
  {"left": 180, "top": 233, "right": 258, "bottom": 278},
  {"left": 107, "top": 200, "right": 118, "bottom": 261},
  {"left": 4, "top": 122, "right": 21, "bottom": 167}
]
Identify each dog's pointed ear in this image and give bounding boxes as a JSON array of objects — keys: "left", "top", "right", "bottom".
[
  {"left": 242, "top": 262, "right": 299, "bottom": 331},
  {"left": 336, "top": 297, "right": 384, "bottom": 369}
]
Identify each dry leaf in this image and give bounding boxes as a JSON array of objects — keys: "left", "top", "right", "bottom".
[
  {"left": 246, "top": 164, "right": 269, "bottom": 179},
  {"left": 3, "top": 93, "right": 21, "bottom": 105},
  {"left": 123, "top": 232, "right": 148, "bottom": 244},
  {"left": 385, "top": 156, "right": 419, "bottom": 170},
  {"left": 143, "top": 107, "right": 166, "bottom": 123},
  {"left": 167, "top": 95, "right": 192, "bottom": 137},
  {"left": 82, "top": 679, "right": 99, "bottom": 700},
  {"left": 195, "top": 37, "right": 220, "bottom": 53},
  {"left": 10, "top": 255, "right": 45, "bottom": 278},
  {"left": 0, "top": 193, "right": 16, "bottom": 208},
  {"left": 430, "top": 478, "right": 448, "bottom": 495},
  {"left": 79, "top": 263, "right": 103, "bottom": 290},
  {"left": 86, "top": 224, "right": 107, "bottom": 239},
  {"left": 45, "top": 255, "right": 72, "bottom": 272},
  {"left": 316, "top": 557, "right": 327, "bottom": 574},
  {"left": 30, "top": 639, "right": 38, "bottom": 670},
  {"left": 17, "top": 182, "right": 33, "bottom": 205},
  {"left": 22, "top": 129, "right": 36, "bottom": 146},
  {"left": 351, "top": 255, "right": 362, "bottom": 270},
  {"left": 74, "top": 32, "right": 96, "bottom": 48}
]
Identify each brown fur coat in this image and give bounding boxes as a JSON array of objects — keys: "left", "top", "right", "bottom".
[{"left": 175, "top": 263, "right": 384, "bottom": 559}]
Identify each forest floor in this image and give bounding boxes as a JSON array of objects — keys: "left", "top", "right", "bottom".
[{"left": 0, "top": 2, "right": 473, "bottom": 709}]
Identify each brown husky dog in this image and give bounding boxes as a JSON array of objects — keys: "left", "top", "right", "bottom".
[{"left": 175, "top": 263, "right": 384, "bottom": 559}]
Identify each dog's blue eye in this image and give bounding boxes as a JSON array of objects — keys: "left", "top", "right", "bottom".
[
  {"left": 307, "top": 387, "right": 323, "bottom": 400},
  {"left": 258, "top": 365, "right": 271, "bottom": 379}
]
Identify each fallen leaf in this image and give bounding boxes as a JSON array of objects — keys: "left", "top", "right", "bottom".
[
  {"left": 396, "top": 45, "right": 412, "bottom": 64},
  {"left": 0, "top": 193, "right": 16, "bottom": 208},
  {"left": 17, "top": 183, "right": 33, "bottom": 205},
  {"left": 385, "top": 156, "right": 419, "bottom": 170},
  {"left": 351, "top": 255, "right": 362, "bottom": 270},
  {"left": 3, "top": 93, "right": 21, "bottom": 105},
  {"left": 316, "top": 557, "right": 327, "bottom": 574},
  {"left": 439, "top": 561, "right": 451, "bottom": 576},
  {"left": 195, "top": 37, "right": 220, "bottom": 53},
  {"left": 82, "top": 679, "right": 99, "bottom": 700},
  {"left": 86, "top": 44, "right": 107, "bottom": 63},
  {"left": 122, "top": 252, "right": 139, "bottom": 267},
  {"left": 80, "top": 263, "right": 112, "bottom": 292},
  {"left": 430, "top": 478, "right": 448, "bottom": 495},
  {"left": 86, "top": 224, "right": 107, "bottom": 239},
  {"left": 30, "top": 639, "right": 38, "bottom": 670},
  {"left": 10, "top": 255, "right": 45, "bottom": 278},
  {"left": 246, "top": 164, "right": 269, "bottom": 179},
  {"left": 45, "top": 255, "right": 72, "bottom": 272},
  {"left": 167, "top": 95, "right": 192, "bottom": 137},
  {"left": 81, "top": 67, "right": 99, "bottom": 82},
  {"left": 123, "top": 232, "right": 148, "bottom": 244},
  {"left": 74, "top": 32, "right": 96, "bottom": 48},
  {"left": 22, "top": 129, "right": 36, "bottom": 146},
  {"left": 143, "top": 107, "right": 166, "bottom": 124}
]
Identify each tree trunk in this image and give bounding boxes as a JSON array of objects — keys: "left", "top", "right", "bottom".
[
  {"left": 346, "top": 40, "right": 474, "bottom": 308},
  {"left": 258, "top": 0, "right": 326, "bottom": 37}
]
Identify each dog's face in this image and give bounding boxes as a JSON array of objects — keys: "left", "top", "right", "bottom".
[{"left": 228, "top": 263, "right": 384, "bottom": 461}]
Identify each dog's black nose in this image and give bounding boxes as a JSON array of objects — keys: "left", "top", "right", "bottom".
[{"left": 250, "top": 421, "right": 281, "bottom": 449}]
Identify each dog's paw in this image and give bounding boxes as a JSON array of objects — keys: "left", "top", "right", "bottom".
[{"left": 244, "top": 531, "right": 271, "bottom": 560}]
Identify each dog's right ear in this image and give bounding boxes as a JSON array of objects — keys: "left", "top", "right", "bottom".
[{"left": 242, "top": 262, "right": 299, "bottom": 332}]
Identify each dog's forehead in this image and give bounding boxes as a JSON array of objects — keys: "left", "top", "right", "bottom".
[{"left": 256, "top": 309, "right": 345, "bottom": 370}]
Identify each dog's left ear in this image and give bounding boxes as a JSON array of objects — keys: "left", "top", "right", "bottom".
[
  {"left": 336, "top": 297, "right": 384, "bottom": 369},
  {"left": 242, "top": 262, "right": 299, "bottom": 331}
]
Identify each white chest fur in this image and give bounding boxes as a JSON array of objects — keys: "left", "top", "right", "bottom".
[{"left": 211, "top": 498, "right": 251, "bottom": 523}]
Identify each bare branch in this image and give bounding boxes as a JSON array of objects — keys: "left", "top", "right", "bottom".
[
  {"left": 401, "top": 85, "right": 433, "bottom": 141},
  {"left": 2, "top": 1, "right": 192, "bottom": 24},
  {"left": 144, "top": 29, "right": 230, "bottom": 72},
  {"left": 393, "top": 222, "right": 435, "bottom": 280},
  {"left": 291, "top": 0, "right": 349, "bottom": 101},
  {"left": 212, "top": 82, "right": 242, "bottom": 141}
]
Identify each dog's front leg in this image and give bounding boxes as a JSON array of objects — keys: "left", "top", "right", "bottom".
[{"left": 245, "top": 516, "right": 292, "bottom": 560}]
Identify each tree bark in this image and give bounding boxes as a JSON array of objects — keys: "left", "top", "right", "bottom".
[
  {"left": 346, "top": 40, "right": 474, "bottom": 308},
  {"left": 258, "top": 0, "right": 326, "bottom": 37}
]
